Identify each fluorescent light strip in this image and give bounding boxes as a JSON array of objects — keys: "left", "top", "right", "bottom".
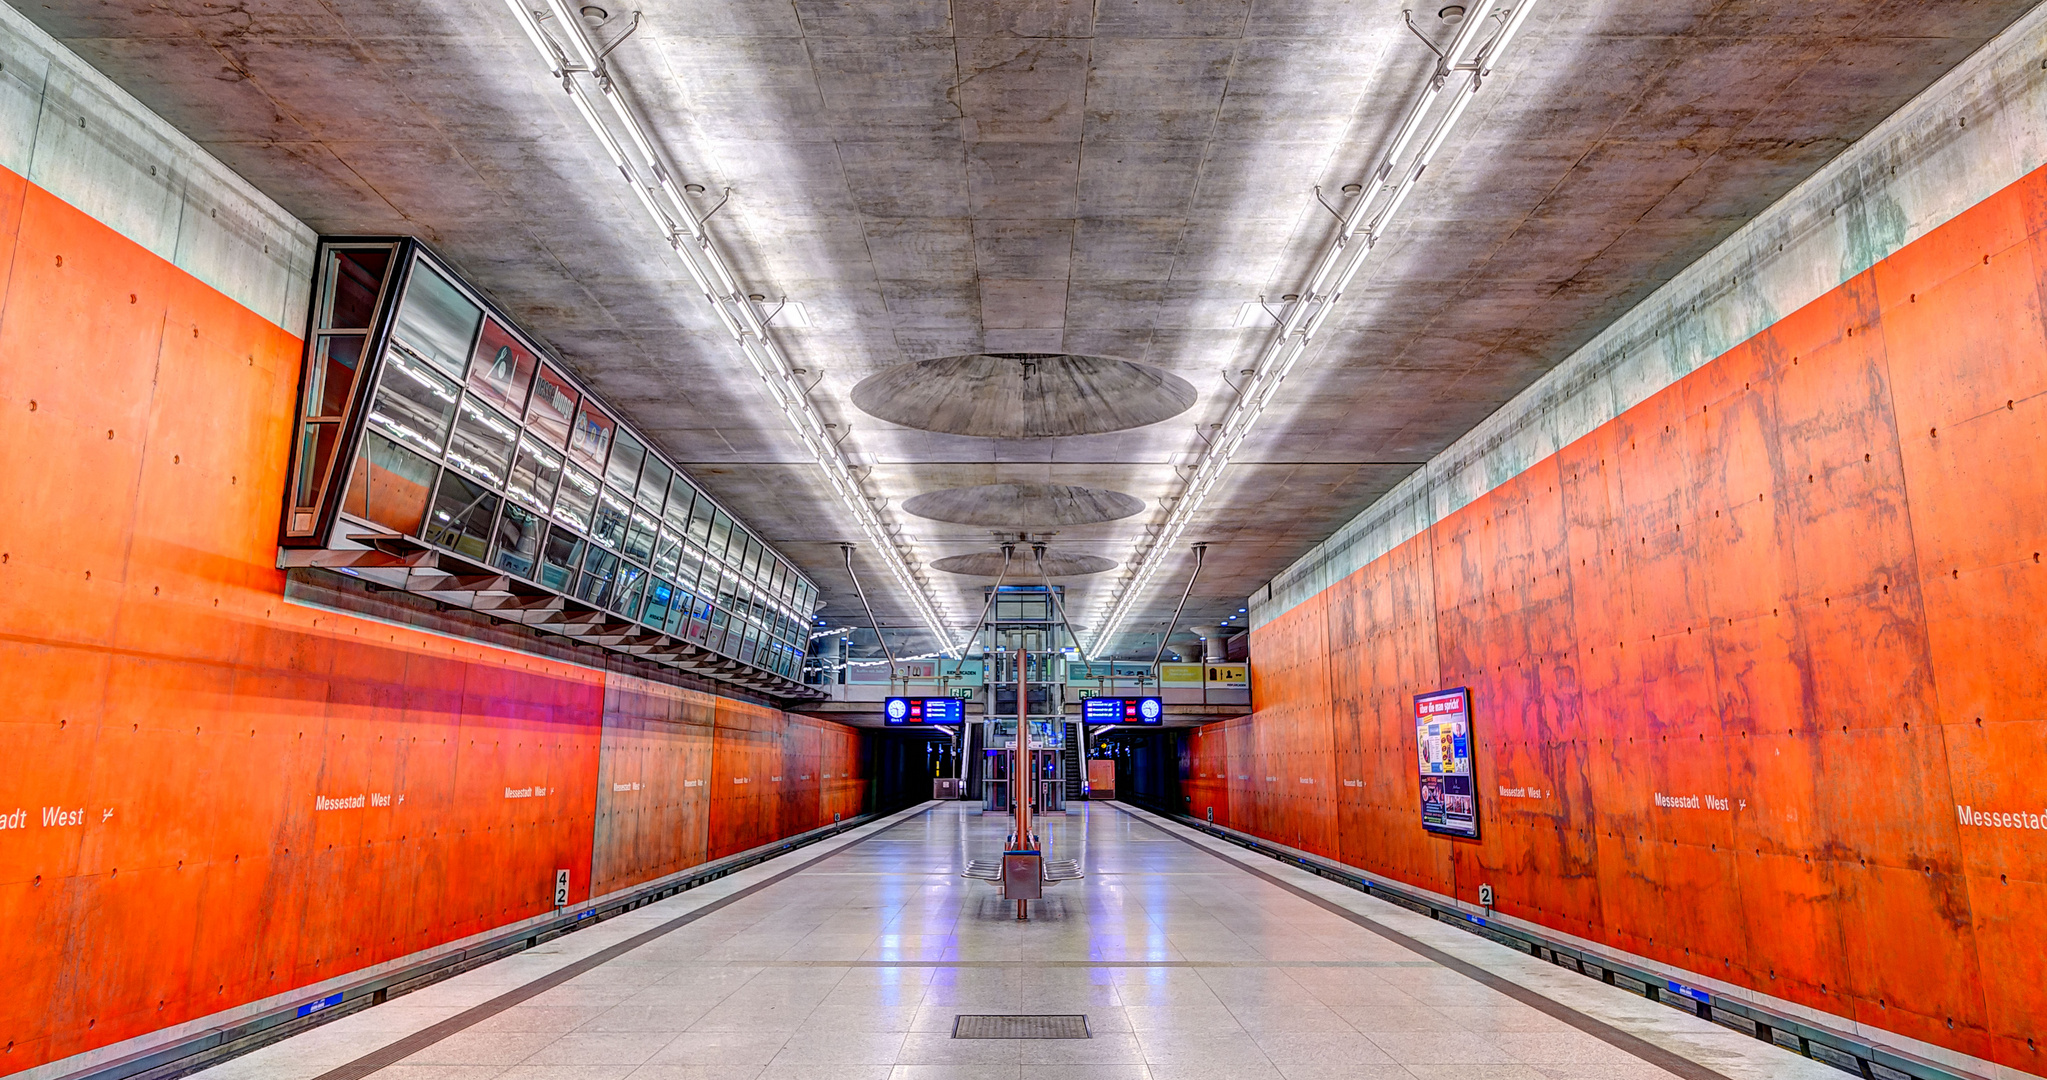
[
  {"left": 502, "top": 0, "right": 955, "bottom": 654},
  {"left": 1084, "top": 0, "right": 1543, "bottom": 655}
]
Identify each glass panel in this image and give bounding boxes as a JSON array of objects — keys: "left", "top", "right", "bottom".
[
  {"left": 567, "top": 398, "right": 616, "bottom": 475},
  {"left": 636, "top": 456, "right": 671, "bottom": 514},
  {"left": 366, "top": 349, "right": 460, "bottom": 458},
  {"left": 613, "top": 563, "right": 646, "bottom": 618},
  {"left": 577, "top": 547, "right": 620, "bottom": 607},
  {"left": 391, "top": 262, "right": 482, "bottom": 377},
  {"left": 307, "top": 334, "right": 366, "bottom": 419},
  {"left": 741, "top": 624, "right": 761, "bottom": 666},
  {"left": 707, "top": 509, "right": 733, "bottom": 562},
  {"left": 767, "top": 560, "right": 785, "bottom": 600},
  {"left": 642, "top": 578, "right": 675, "bottom": 630},
  {"left": 293, "top": 422, "right": 341, "bottom": 510},
  {"left": 590, "top": 485, "right": 631, "bottom": 549},
  {"left": 492, "top": 502, "right": 544, "bottom": 578},
  {"left": 342, "top": 432, "right": 437, "bottom": 535},
  {"left": 741, "top": 535, "right": 762, "bottom": 578},
  {"left": 684, "top": 596, "right": 712, "bottom": 644},
  {"left": 321, "top": 248, "right": 391, "bottom": 330},
  {"left": 672, "top": 543, "right": 707, "bottom": 592},
  {"left": 667, "top": 589, "right": 695, "bottom": 638},
  {"left": 604, "top": 427, "right": 644, "bottom": 497},
  {"left": 423, "top": 470, "right": 498, "bottom": 560},
  {"left": 623, "top": 504, "right": 658, "bottom": 563},
  {"left": 445, "top": 395, "right": 519, "bottom": 489},
  {"left": 708, "top": 607, "right": 731, "bottom": 653},
  {"left": 539, "top": 526, "right": 586, "bottom": 592},
  {"left": 553, "top": 465, "right": 599, "bottom": 532},
  {"left": 662, "top": 476, "right": 694, "bottom": 532},
  {"left": 507, "top": 433, "right": 563, "bottom": 512},
  {"left": 466, "top": 318, "right": 538, "bottom": 416},
  {"left": 686, "top": 495, "right": 713, "bottom": 545},
  {"left": 651, "top": 526, "right": 683, "bottom": 577},
  {"left": 526, "top": 364, "right": 579, "bottom": 450}
]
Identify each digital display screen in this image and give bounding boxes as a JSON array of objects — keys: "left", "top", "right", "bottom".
[
  {"left": 1415, "top": 687, "right": 1478, "bottom": 838},
  {"left": 1081, "top": 697, "right": 1163, "bottom": 724},
  {"left": 883, "top": 697, "right": 966, "bottom": 725}
]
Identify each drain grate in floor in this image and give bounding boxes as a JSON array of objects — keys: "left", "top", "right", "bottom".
[{"left": 952, "top": 1014, "right": 1091, "bottom": 1039}]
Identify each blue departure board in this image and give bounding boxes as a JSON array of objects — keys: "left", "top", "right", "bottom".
[
  {"left": 1081, "top": 697, "right": 1163, "bottom": 724},
  {"left": 883, "top": 697, "right": 966, "bottom": 725}
]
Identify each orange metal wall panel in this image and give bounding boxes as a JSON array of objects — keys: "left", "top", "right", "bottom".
[
  {"left": 1231, "top": 163, "right": 2047, "bottom": 1072},
  {"left": 589, "top": 674, "right": 715, "bottom": 895},
  {"left": 707, "top": 695, "right": 804, "bottom": 859},
  {"left": 0, "top": 168, "right": 868, "bottom": 1075}
]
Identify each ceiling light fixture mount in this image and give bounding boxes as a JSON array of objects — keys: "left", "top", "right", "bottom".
[
  {"left": 501, "top": 0, "right": 955, "bottom": 652},
  {"left": 1084, "top": 0, "right": 1542, "bottom": 655}
]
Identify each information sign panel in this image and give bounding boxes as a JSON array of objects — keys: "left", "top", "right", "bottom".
[
  {"left": 1415, "top": 687, "right": 1479, "bottom": 838},
  {"left": 884, "top": 697, "right": 966, "bottom": 725},
  {"left": 1081, "top": 697, "right": 1163, "bottom": 724}
]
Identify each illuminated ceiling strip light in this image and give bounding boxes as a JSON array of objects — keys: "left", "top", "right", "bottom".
[
  {"left": 501, "top": 0, "right": 955, "bottom": 654},
  {"left": 1084, "top": 0, "right": 1541, "bottom": 655}
]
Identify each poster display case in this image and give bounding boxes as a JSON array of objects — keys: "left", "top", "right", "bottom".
[
  {"left": 280, "top": 237, "right": 820, "bottom": 695},
  {"left": 1415, "top": 686, "right": 1479, "bottom": 838}
]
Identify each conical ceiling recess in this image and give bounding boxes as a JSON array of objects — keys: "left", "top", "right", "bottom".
[
  {"left": 903, "top": 483, "right": 1144, "bottom": 527},
  {"left": 931, "top": 549, "right": 1117, "bottom": 577},
  {"left": 851, "top": 353, "right": 1196, "bottom": 438}
]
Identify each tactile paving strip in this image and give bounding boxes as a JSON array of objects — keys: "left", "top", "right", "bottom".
[{"left": 951, "top": 1014, "right": 1091, "bottom": 1039}]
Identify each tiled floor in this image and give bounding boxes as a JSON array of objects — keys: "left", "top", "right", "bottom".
[{"left": 200, "top": 801, "right": 1839, "bottom": 1080}]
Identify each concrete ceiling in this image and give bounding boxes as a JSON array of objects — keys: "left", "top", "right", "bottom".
[{"left": 21, "top": 0, "right": 2037, "bottom": 658}]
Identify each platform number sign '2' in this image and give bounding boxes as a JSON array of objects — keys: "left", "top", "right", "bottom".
[
  {"left": 554, "top": 869, "right": 571, "bottom": 908},
  {"left": 1415, "top": 687, "right": 1480, "bottom": 839}
]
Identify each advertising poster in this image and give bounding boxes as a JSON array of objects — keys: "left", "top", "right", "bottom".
[{"left": 1415, "top": 687, "right": 1478, "bottom": 838}]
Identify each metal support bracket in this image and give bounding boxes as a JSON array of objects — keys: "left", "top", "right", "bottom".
[
  {"left": 594, "top": 10, "right": 641, "bottom": 59},
  {"left": 1312, "top": 185, "right": 1349, "bottom": 223}
]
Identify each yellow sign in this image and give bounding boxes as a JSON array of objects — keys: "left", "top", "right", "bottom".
[
  {"left": 1206, "top": 663, "right": 1248, "bottom": 688},
  {"left": 1159, "top": 663, "right": 1204, "bottom": 687}
]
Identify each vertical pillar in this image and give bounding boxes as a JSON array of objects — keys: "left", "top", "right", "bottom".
[{"left": 1016, "top": 649, "right": 1031, "bottom": 919}]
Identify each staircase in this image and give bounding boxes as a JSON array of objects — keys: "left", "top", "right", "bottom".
[{"left": 1063, "top": 722, "right": 1084, "bottom": 800}]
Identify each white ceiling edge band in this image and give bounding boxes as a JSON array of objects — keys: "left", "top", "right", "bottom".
[
  {"left": 502, "top": 0, "right": 955, "bottom": 655},
  {"left": 1083, "top": 0, "right": 1543, "bottom": 657}
]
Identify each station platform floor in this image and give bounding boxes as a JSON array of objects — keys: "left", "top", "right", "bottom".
[{"left": 200, "top": 801, "right": 1842, "bottom": 1080}]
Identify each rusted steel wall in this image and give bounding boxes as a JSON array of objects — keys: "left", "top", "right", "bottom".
[
  {"left": 0, "top": 165, "right": 865, "bottom": 1077},
  {"left": 589, "top": 674, "right": 717, "bottom": 895},
  {"left": 1215, "top": 163, "right": 2047, "bottom": 1072}
]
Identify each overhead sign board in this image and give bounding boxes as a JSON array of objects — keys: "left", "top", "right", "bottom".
[
  {"left": 1415, "top": 687, "right": 1479, "bottom": 838},
  {"left": 1082, "top": 697, "right": 1163, "bottom": 725},
  {"left": 884, "top": 697, "right": 966, "bottom": 725}
]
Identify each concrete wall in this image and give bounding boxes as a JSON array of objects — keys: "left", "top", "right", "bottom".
[
  {"left": 0, "top": 1, "right": 311, "bottom": 334},
  {"left": 1255, "top": 2, "right": 2047, "bottom": 626},
  {"left": 1212, "top": 10, "right": 2047, "bottom": 1077},
  {"left": 0, "top": 9, "right": 866, "bottom": 1077}
]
